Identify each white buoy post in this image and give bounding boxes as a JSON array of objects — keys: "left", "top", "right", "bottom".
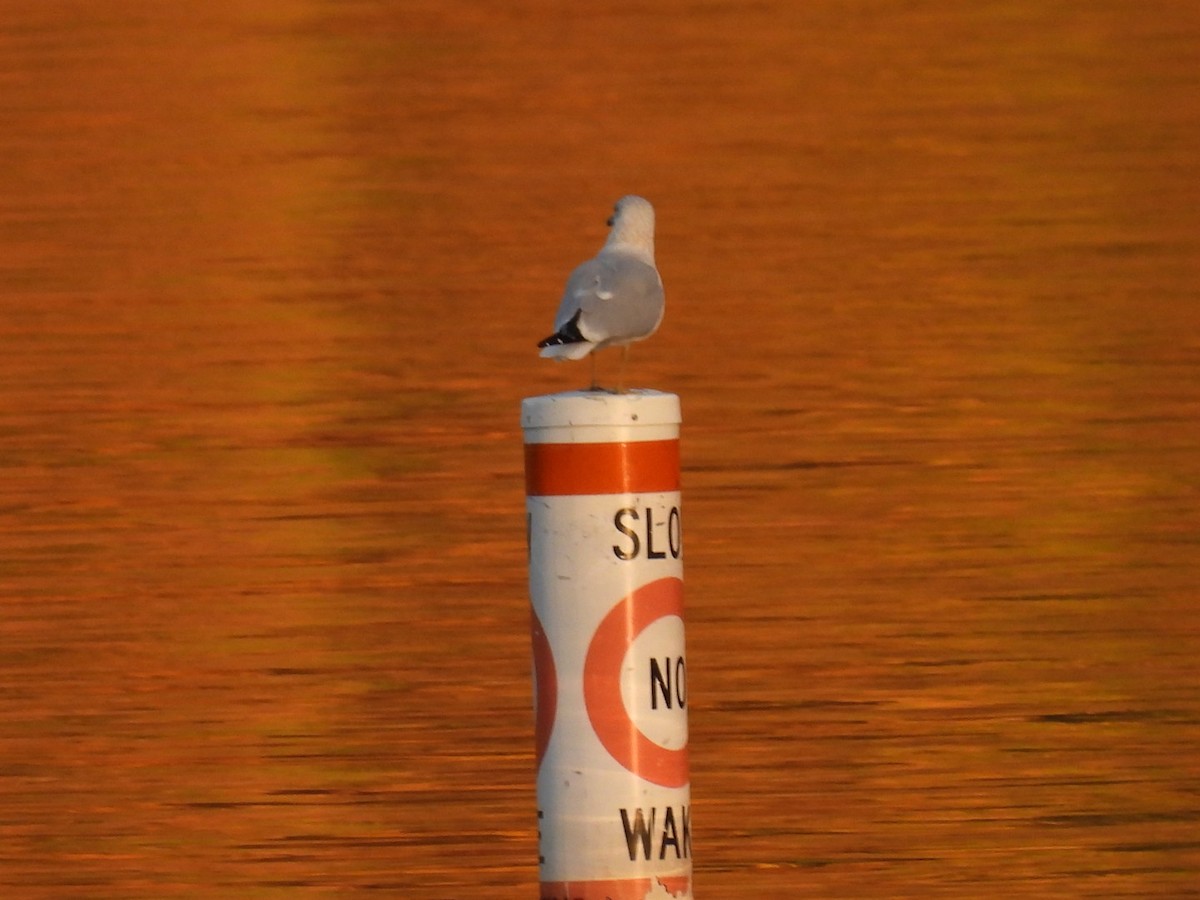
[{"left": 523, "top": 389, "right": 692, "bottom": 900}]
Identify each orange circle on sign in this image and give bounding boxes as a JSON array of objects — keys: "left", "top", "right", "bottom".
[
  {"left": 531, "top": 610, "right": 557, "bottom": 767},
  {"left": 583, "top": 577, "right": 688, "bottom": 788}
]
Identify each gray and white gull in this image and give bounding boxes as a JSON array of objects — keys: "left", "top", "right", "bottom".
[{"left": 537, "top": 195, "right": 665, "bottom": 391}]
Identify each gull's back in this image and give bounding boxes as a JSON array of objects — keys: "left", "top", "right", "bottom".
[{"left": 557, "top": 251, "right": 664, "bottom": 348}]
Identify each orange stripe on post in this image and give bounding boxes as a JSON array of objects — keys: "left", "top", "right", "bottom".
[
  {"left": 539, "top": 876, "right": 690, "bottom": 899},
  {"left": 525, "top": 439, "right": 679, "bottom": 496}
]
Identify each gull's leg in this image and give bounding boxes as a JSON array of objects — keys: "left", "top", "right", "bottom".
[
  {"left": 589, "top": 351, "right": 598, "bottom": 391},
  {"left": 617, "top": 345, "right": 629, "bottom": 394}
]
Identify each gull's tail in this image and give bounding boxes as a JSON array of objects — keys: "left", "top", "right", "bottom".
[{"left": 537, "top": 311, "right": 593, "bottom": 360}]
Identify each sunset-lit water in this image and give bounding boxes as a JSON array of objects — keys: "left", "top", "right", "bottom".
[{"left": 3, "top": 2, "right": 1198, "bottom": 897}]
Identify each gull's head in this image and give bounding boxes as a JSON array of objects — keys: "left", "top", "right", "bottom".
[
  {"left": 603, "top": 195, "right": 656, "bottom": 259},
  {"left": 607, "top": 195, "right": 654, "bottom": 228}
]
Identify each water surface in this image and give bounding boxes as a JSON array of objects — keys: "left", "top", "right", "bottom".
[{"left": 2, "top": 2, "right": 1198, "bottom": 897}]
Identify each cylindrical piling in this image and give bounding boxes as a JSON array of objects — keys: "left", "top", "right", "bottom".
[{"left": 523, "top": 389, "right": 692, "bottom": 900}]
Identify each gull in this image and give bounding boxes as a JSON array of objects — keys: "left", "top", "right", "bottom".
[{"left": 537, "top": 195, "right": 665, "bottom": 392}]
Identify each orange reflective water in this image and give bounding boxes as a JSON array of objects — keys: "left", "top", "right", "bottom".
[{"left": 2, "top": 1, "right": 1198, "bottom": 897}]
